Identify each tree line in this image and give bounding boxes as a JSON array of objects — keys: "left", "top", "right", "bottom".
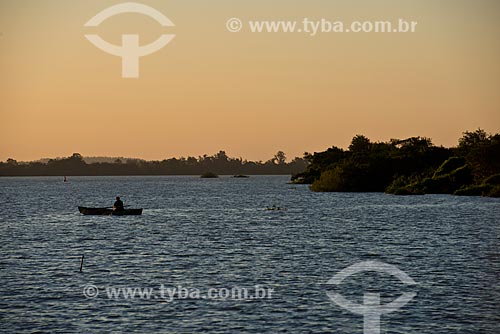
[
  {"left": 292, "top": 129, "right": 500, "bottom": 197},
  {"left": 0, "top": 151, "right": 308, "bottom": 176}
]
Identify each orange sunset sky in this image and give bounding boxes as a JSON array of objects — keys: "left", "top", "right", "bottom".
[{"left": 1, "top": 0, "right": 499, "bottom": 161}]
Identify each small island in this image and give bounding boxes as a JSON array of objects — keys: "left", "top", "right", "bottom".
[
  {"left": 292, "top": 129, "right": 500, "bottom": 197},
  {"left": 200, "top": 172, "right": 219, "bottom": 178}
]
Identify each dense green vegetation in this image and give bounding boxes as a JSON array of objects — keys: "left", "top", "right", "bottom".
[
  {"left": 0, "top": 151, "right": 307, "bottom": 176},
  {"left": 292, "top": 129, "right": 500, "bottom": 197}
]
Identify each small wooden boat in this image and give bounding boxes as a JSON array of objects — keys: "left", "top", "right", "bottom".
[{"left": 78, "top": 206, "right": 143, "bottom": 216}]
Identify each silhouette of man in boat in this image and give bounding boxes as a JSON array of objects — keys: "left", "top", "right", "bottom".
[{"left": 113, "top": 196, "right": 124, "bottom": 211}]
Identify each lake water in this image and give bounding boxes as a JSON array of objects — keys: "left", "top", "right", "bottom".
[{"left": 0, "top": 176, "right": 499, "bottom": 333}]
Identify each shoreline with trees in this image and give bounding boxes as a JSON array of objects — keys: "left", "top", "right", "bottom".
[
  {"left": 292, "top": 129, "right": 500, "bottom": 197},
  {"left": 0, "top": 151, "right": 307, "bottom": 177},
  {"left": 2, "top": 130, "right": 499, "bottom": 198}
]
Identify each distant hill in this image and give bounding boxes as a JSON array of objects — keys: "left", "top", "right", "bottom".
[{"left": 36, "top": 156, "right": 142, "bottom": 164}]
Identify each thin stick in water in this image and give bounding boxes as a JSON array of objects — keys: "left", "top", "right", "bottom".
[{"left": 80, "top": 255, "right": 84, "bottom": 272}]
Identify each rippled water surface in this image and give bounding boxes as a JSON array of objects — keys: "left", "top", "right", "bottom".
[{"left": 1, "top": 176, "right": 499, "bottom": 333}]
